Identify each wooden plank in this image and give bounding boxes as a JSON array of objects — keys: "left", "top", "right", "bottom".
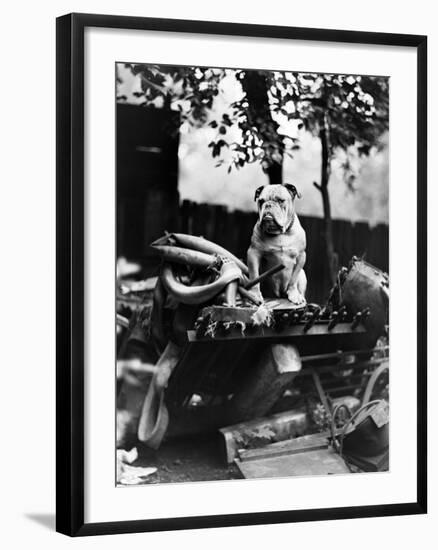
[
  {"left": 220, "top": 410, "right": 309, "bottom": 464},
  {"left": 368, "top": 223, "right": 389, "bottom": 272},
  {"left": 310, "top": 368, "right": 332, "bottom": 416},
  {"left": 302, "top": 347, "right": 388, "bottom": 362},
  {"left": 188, "top": 321, "right": 366, "bottom": 342},
  {"left": 238, "top": 431, "right": 331, "bottom": 462},
  {"left": 235, "top": 448, "right": 351, "bottom": 479}
]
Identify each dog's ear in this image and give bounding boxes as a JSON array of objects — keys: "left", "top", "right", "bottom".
[
  {"left": 254, "top": 186, "right": 265, "bottom": 202},
  {"left": 284, "top": 183, "right": 301, "bottom": 200}
]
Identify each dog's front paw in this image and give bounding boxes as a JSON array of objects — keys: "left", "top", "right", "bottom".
[
  {"left": 250, "top": 287, "right": 264, "bottom": 304},
  {"left": 287, "top": 287, "right": 306, "bottom": 305}
]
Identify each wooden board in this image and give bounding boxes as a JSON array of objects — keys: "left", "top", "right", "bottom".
[
  {"left": 237, "top": 432, "right": 331, "bottom": 462},
  {"left": 235, "top": 448, "right": 351, "bottom": 479},
  {"left": 220, "top": 410, "right": 309, "bottom": 464},
  {"left": 188, "top": 322, "right": 366, "bottom": 343}
]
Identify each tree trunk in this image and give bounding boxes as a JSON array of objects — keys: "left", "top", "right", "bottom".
[
  {"left": 266, "top": 162, "right": 282, "bottom": 185},
  {"left": 241, "top": 71, "right": 283, "bottom": 184},
  {"left": 315, "top": 116, "right": 338, "bottom": 286}
]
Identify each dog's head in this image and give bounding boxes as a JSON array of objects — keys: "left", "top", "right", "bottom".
[{"left": 254, "top": 183, "right": 301, "bottom": 235}]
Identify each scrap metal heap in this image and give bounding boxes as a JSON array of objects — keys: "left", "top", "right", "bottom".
[{"left": 117, "top": 233, "right": 389, "bottom": 458}]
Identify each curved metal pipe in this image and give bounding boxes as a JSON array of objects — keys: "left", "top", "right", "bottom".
[
  {"left": 152, "top": 233, "right": 249, "bottom": 275},
  {"left": 161, "top": 262, "right": 242, "bottom": 305},
  {"left": 151, "top": 245, "right": 217, "bottom": 268}
]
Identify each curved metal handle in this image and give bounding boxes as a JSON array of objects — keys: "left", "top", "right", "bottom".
[
  {"left": 338, "top": 400, "right": 384, "bottom": 456},
  {"left": 161, "top": 261, "right": 242, "bottom": 305},
  {"left": 330, "top": 402, "right": 352, "bottom": 453}
]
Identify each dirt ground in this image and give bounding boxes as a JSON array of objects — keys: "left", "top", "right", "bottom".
[{"left": 133, "top": 433, "right": 241, "bottom": 484}]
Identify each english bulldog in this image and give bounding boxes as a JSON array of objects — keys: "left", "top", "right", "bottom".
[{"left": 247, "top": 183, "right": 307, "bottom": 305}]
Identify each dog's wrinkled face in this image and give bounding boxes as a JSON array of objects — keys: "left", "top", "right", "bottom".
[{"left": 255, "top": 184, "right": 298, "bottom": 235}]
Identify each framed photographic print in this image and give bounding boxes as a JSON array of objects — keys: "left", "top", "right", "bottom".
[{"left": 56, "top": 13, "right": 427, "bottom": 536}]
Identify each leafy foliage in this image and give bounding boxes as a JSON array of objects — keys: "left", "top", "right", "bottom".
[
  {"left": 122, "top": 63, "right": 224, "bottom": 126},
  {"left": 212, "top": 71, "right": 388, "bottom": 178},
  {"left": 274, "top": 72, "right": 389, "bottom": 145},
  {"left": 121, "top": 65, "right": 388, "bottom": 180}
]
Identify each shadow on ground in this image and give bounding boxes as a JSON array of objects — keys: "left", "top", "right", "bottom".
[
  {"left": 134, "top": 433, "right": 241, "bottom": 484},
  {"left": 25, "top": 513, "right": 55, "bottom": 531}
]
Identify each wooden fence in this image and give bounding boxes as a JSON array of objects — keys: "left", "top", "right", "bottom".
[
  {"left": 178, "top": 200, "right": 389, "bottom": 303},
  {"left": 121, "top": 198, "right": 389, "bottom": 304}
]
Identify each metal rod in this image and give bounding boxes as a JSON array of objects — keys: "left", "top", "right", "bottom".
[
  {"left": 303, "top": 306, "right": 321, "bottom": 332},
  {"left": 301, "top": 347, "right": 389, "bottom": 363},
  {"left": 300, "top": 358, "right": 389, "bottom": 375},
  {"left": 238, "top": 286, "right": 263, "bottom": 306},
  {"left": 310, "top": 368, "right": 332, "bottom": 417},
  {"left": 244, "top": 263, "right": 285, "bottom": 289},
  {"left": 224, "top": 280, "right": 238, "bottom": 306},
  {"left": 116, "top": 313, "right": 130, "bottom": 328}
]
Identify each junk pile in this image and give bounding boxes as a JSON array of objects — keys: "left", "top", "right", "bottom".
[
  {"left": 116, "top": 447, "right": 157, "bottom": 486},
  {"left": 221, "top": 368, "right": 389, "bottom": 478},
  {"left": 117, "top": 233, "right": 389, "bottom": 477}
]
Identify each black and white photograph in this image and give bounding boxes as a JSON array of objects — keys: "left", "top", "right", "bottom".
[
  {"left": 115, "top": 62, "right": 390, "bottom": 486},
  {"left": 0, "top": 0, "right": 432, "bottom": 545}
]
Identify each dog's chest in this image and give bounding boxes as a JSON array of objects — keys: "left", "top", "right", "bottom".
[
  {"left": 257, "top": 233, "right": 301, "bottom": 294},
  {"left": 262, "top": 247, "right": 296, "bottom": 269},
  {"left": 260, "top": 249, "right": 296, "bottom": 297},
  {"left": 258, "top": 236, "right": 300, "bottom": 262}
]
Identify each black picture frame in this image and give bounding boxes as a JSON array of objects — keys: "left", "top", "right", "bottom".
[{"left": 56, "top": 12, "right": 427, "bottom": 537}]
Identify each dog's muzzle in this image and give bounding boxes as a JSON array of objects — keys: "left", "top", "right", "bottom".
[
  {"left": 260, "top": 202, "right": 290, "bottom": 234},
  {"left": 261, "top": 213, "right": 282, "bottom": 234}
]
